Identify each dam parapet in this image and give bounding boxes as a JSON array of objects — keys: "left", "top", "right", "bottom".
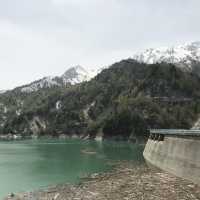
[{"left": 143, "top": 129, "right": 200, "bottom": 185}]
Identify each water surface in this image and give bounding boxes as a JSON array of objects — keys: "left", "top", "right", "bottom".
[{"left": 0, "top": 139, "right": 144, "bottom": 198}]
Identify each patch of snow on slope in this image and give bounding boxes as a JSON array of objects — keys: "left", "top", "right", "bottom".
[
  {"left": 56, "top": 101, "right": 62, "bottom": 110},
  {"left": 21, "top": 76, "right": 60, "bottom": 93}
]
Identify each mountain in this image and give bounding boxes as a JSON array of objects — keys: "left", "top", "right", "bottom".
[
  {"left": 19, "top": 65, "right": 98, "bottom": 93},
  {"left": 61, "top": 65, "right": 98, "bottom": 85},
  {"left": 0, "top": 59, "right": 200, "bottom": 141},
  {"left": 133, "top": 41, "right": 200, "bottom": 74},
  {"left": 0, "top": 90, "right": 6, "bottom": 94},
  {"left": 1, "top": 41, "right": 200, "bottom": 141}
]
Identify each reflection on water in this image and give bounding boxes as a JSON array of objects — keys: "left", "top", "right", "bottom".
[{"left": 0, "top": 139, "right": 144, "bottom": 198}]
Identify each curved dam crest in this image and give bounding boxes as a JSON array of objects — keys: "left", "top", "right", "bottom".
[{"left": 143, "top": 129, "right": 200, "bottom": 185}]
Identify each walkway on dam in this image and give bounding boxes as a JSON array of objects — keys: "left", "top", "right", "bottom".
[{"left": 150, "top": 129, "right": 200, "bottom": 136}]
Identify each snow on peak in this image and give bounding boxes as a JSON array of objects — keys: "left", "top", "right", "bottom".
[
  {"left": 61, "top": 65, "right": 98, "bottom": 85},
  {"left": 20, "top": 66, "right": 99, "bottom": 93},
  {"left": 133, "top": 41, "right": 200, "bottom": 70},
  {"left": 0, "top": 90, "right": 6, "bottom": 94}
]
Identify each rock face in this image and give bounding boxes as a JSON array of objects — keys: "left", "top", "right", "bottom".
[
  {"left": 133, "top": 41, "right": 200, "bottom": 75},
  {"left": 29, "top": 116, "right": 47, "bottom": 135}
]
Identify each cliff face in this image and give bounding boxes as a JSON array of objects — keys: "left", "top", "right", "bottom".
[{"left": 0, "top": 60, "right": 200, "bottom": 141}]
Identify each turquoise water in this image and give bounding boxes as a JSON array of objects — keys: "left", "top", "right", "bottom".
[{"left": 0, "top": 139, "right": 144, "bottom": 199}]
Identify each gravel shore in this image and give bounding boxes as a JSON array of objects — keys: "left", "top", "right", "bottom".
[{"left": 4, "top": 162, "right": 200, "bottom": 200}]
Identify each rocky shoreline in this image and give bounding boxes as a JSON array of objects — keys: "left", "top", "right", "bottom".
[
  {"left": 4, "top": 162, "right": 200, "bottom": 200},
  {"left": 0, "top": 133, "right": 104, "bottom": 141}
]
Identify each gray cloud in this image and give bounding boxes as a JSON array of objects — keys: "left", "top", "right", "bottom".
[{"left": 0, "top": 0, "right": 199, "bottom": 89}]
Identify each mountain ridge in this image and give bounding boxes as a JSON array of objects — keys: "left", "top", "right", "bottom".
[
  {"left": 133, "top": 41, "right": 200, "bottom": 74},
  {"left": 14, "top": 65, "right": 99, "bottom": 93},
  {"left": 2, "top": 41, "right": 200, "bottom": 94}
]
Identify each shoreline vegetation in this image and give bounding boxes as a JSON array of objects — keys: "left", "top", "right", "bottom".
[{"left": 4, "top": 162, "right": 200, "bottom": 200}]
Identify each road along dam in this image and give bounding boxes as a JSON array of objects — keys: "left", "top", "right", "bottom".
[{"left": 143, "top": 129, "right": 200, "bottom": 185}]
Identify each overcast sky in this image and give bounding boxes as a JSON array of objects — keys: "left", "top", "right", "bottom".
[{"left": 0, "top": 0, "right": 199, "bottom": 90}]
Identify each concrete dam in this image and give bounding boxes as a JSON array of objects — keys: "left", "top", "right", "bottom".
[{"left": 143, "top": 129, "right": 200, "bottom": 185}]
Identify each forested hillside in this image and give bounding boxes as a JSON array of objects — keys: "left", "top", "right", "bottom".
[{"left": 1, "top": 60, "right": 200, "bottom": 141}]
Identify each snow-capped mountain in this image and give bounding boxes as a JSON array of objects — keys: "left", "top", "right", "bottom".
[
  {"left": 0, "top": 90, "right": 6, "bottom": 94},
  {"left": 133, "top": 41, "right": 200, "bottom": 72},
  {"left": 20, "top": 66, "right": 99, "bottom": 93},
  {"left": 61, "top": 65, "right": 97, "bottom": 85},
  {"left": 11, "top": 41, "right": 200, "bottom": 93}
]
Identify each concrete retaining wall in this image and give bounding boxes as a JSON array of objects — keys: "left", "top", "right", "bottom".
[{"left": 143, "top": 135, "right": 200, "bottom": 185}]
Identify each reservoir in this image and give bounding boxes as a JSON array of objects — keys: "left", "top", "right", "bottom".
[{"left": 0, "top": 139, "right": 144, "bottom": 199}]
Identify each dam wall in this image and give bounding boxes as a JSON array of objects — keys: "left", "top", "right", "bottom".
[{"left": 143, "top": 129, "right": 200, "bottom": 185}]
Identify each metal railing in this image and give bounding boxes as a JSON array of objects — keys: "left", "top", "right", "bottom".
[{"left": 150, "top": 129, "right": 200, "bottom": 136}]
